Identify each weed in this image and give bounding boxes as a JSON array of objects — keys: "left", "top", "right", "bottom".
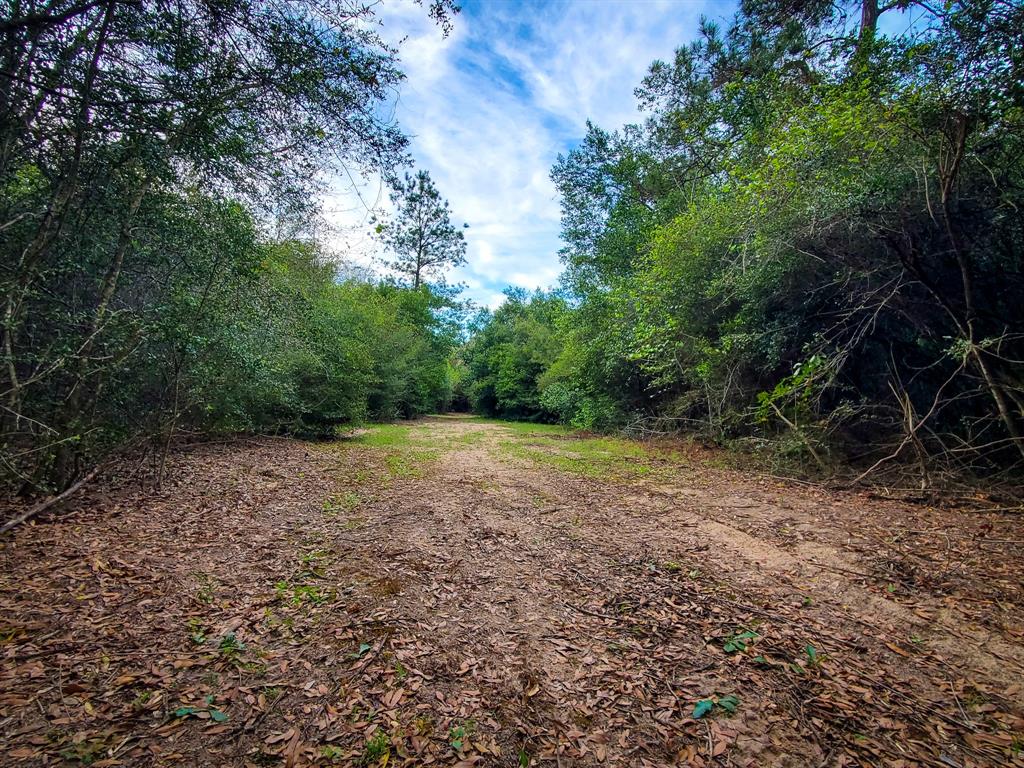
[
  {"left": 193, "top": 573, "right": 215, "bottom": 604},
  {"left": 174, "top": 694, "right": 229, "bottom": 723},
  {"left": 495, "top": 432, "right": 654, "bottom": 480},
  {"left": 218, "top": 632, "right": 246, "bottom": 660},
  {"left": 804, "top": 644, "right": 822, "bottom": 667},
  {"left": 321, "top": 745, "right": 345, "bottom": 762},
  {"left": 274, "top": 581, "right": 332, "bottom": 606},
  {"left": 323, "top": 492, "right": 361, "bottom": 517},
  {"left": 59, "top": 736, "right": 111, "bottom": 765},
  {"left": 448, "top": 719, "right": 475, "bottom": 750},
  {"left": 693, "top": 694, "right": 740, "bottom": 719},
  {"left": 722, "top": 629, "right": 759, "bottom": 654},
  {"left": 186, "top": 617, "right": 207, "bottom": 645},
  {"left": 263, "top": 686, "right": 282, "bottom": 700},
  {"left": 361, "top": 730, "right": 390, "bottom": 765},
  {"left": 297, "top": 549, "right": 331, "bottom": 578}
]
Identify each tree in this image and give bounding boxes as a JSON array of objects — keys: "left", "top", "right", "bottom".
[
  {"left": 375, "top": 170, "right": 468, "bottom": 289},
  {"left": 466, "top": 0, "right": 1024, "bottom": 479},
  {"left": 0, "top": 0, "right": 461, "bottom": 490}
]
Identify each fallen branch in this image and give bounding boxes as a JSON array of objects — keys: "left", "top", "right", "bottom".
[{"left": 0, "top": 466, "right": 101, "bottom": 535}]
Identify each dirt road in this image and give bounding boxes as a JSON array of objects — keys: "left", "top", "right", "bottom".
[{"left": 1, "top": 416, "right": 1022, "bottom": 766}]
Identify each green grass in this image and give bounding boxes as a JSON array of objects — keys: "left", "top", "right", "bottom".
[
  {"left": 348, "top": 424, "right": 440, "bottom": 478},
  {"left": 495, "top": 429, "right": 656, "bottom": 480},
  {"left": 350, "top": 423, "right": 427, "bottom": 448},
  {"left": 496, "top": 420, "right": 570, "bottom": 437}
]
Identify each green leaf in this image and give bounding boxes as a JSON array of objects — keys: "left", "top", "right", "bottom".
[
  {"left": 518, "top": 749, "right": 530, "bottom": 767},
  {"left": 693, "top": 699, "right": 714, "bottom": 719},
  {"left": 717, "top": 694, "right": 739, "bottom": 713},
  {"left": 805, "top": 644, "right": 818, "bottom": 664},
  {"left": 358, "top": 642, "right": 371, "bottom": 656},
  {"left": 723, "top": 630, "right": 759, "bottom": 653},
  {"left": 210, "top": 709, "right": 229, "bottom": 723},
  {"left": 174, "top": 706, "right": 198, "bottom": 718}
]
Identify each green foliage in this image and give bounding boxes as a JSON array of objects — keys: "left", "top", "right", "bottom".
[
  {"left": 0, "top": 0, "right": 462, "bottom": 491},
  {"left": 374, "top": 170, "right": 468, "bottom": 290},
  {"left": 174, "top": 695, "right": 229, "bottom": 723},
  {"left": 463, "top": 0, "right": 1024, "bottom": 473},
  {"left": 693, "top": 694, "right": 740, "bottom": 719},
  {"left": 463, "top": 289, "right": 570, "bottom": 421},
  {"left": 723, "top": 630, "right": 759, "bottom": 654},
  {"left": 362, "top": 730, "right": 390, "bottom": 765}
]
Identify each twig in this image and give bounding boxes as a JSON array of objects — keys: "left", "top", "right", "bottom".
[{"left": 0, "top": 466, "right": 101, "bottom": 535}]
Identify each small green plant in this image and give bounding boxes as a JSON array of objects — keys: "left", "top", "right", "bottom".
[
  {"left": 323, "top": 493, "right": 361, "bottom": 518},
  {"left": 722, "top": 630, "right": 759, "bottom": 653},
  {"left": 294, "top": 584, "right": 329, "bottom": 605},
  {"left": 361, "top": 730, "right": 390, "bottom": 765},
  {"left": 805, "top": 644, "right": 820, "bottom": 667},
  {"left": 193, "top": 573, "right": 215, "bottom": 604},
  {"left": 218, "top": 633, "right": 246, "bottom": 660},
  {"left": 187, "top": 617, "right": 207, "bottom": 645},
  {"left": 174, "top": 694, "right": 229, "bottom": 723},
  {"left": 448, "top": 719, "right": 476, "bottom": 751},
  {"left": 294, "top": 549, "right": 334, "bottom": 581},
  {"left": 349, "top": 641, "right": 372, "bottom": 659},
  {"left": 274, "top": 581, "right": 332, "bottom": 606},
  {"left": 321, "top": 745, "right": 345, "bottom": 762},
  {"left": 59, "top": 737, "right": 111, "bottom": 765},
  {"left": 693, "top": 694, "right": 740, "bottom": 719}
]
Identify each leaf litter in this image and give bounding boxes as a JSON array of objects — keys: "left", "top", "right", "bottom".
[{"left": 0, "top": 416, "right": 1022, "bottom": 766}]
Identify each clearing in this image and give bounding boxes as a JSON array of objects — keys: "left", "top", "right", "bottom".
[{"left": 1, "top": 416, "right": 1022, "bottom": 766}]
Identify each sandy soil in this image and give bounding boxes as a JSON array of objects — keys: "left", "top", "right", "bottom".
[{"left": 1, "top": 416, "right": 1021, "bottom": 767}]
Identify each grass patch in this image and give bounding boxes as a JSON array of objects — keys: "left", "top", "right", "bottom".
[
  {"left": 497, "top": 420, "right": 570, "bottom": 437},
  {"left": 349, "top": 424, "right": 440, "bottom": 479},
  {"left": 350, "top": 423, "right": 425, "bottom": 448},
  {"left": 496, "top": 432, "right": 655, "bottom": 480}
]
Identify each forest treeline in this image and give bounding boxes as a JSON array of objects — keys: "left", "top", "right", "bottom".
[
  {"left": 462, "top": 0, "right": 1024, "bottom": 480},
  {"left": 4, "top": 0, "right": 1024, "bottom": 496},
  {"left": 1, "top": 0, "right": 462, "bottom": 492}
]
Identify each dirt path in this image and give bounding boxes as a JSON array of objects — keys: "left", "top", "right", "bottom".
[{"left": 1, "top": 416, "right": 1022, "bottom": 767}]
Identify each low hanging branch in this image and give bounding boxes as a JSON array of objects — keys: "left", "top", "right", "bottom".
[{"left": 0, "top": 466, "right": 102, "bottom": 536}]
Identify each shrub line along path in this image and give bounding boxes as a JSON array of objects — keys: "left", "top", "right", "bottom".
[{"left": 1, "top": 416, "right": 1022, "bottom": 766}]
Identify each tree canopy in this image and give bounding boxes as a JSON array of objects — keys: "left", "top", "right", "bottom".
[
  {"left": 461, "top": 0, "right": 1024, "bottom": 480},
  {"left": 0, "top": 0, "right": 461, "bottom": 490}
]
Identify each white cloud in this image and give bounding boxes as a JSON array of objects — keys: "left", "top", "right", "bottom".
[{"left": 326, "top": 0, "right": 727, "bottom": 306}]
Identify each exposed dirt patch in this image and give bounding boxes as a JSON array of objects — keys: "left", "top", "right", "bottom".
[{"left": 1, "top": 417, "right": 1022, "bottom": 766}]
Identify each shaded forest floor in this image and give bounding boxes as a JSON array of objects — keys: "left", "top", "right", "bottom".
[{"left": 1, "top": 416, "right": 1023, "bottom": 767}]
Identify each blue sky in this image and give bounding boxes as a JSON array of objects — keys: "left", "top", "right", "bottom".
[{"left": 326, "top": 0, "right": 733, "bottom": 307}]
